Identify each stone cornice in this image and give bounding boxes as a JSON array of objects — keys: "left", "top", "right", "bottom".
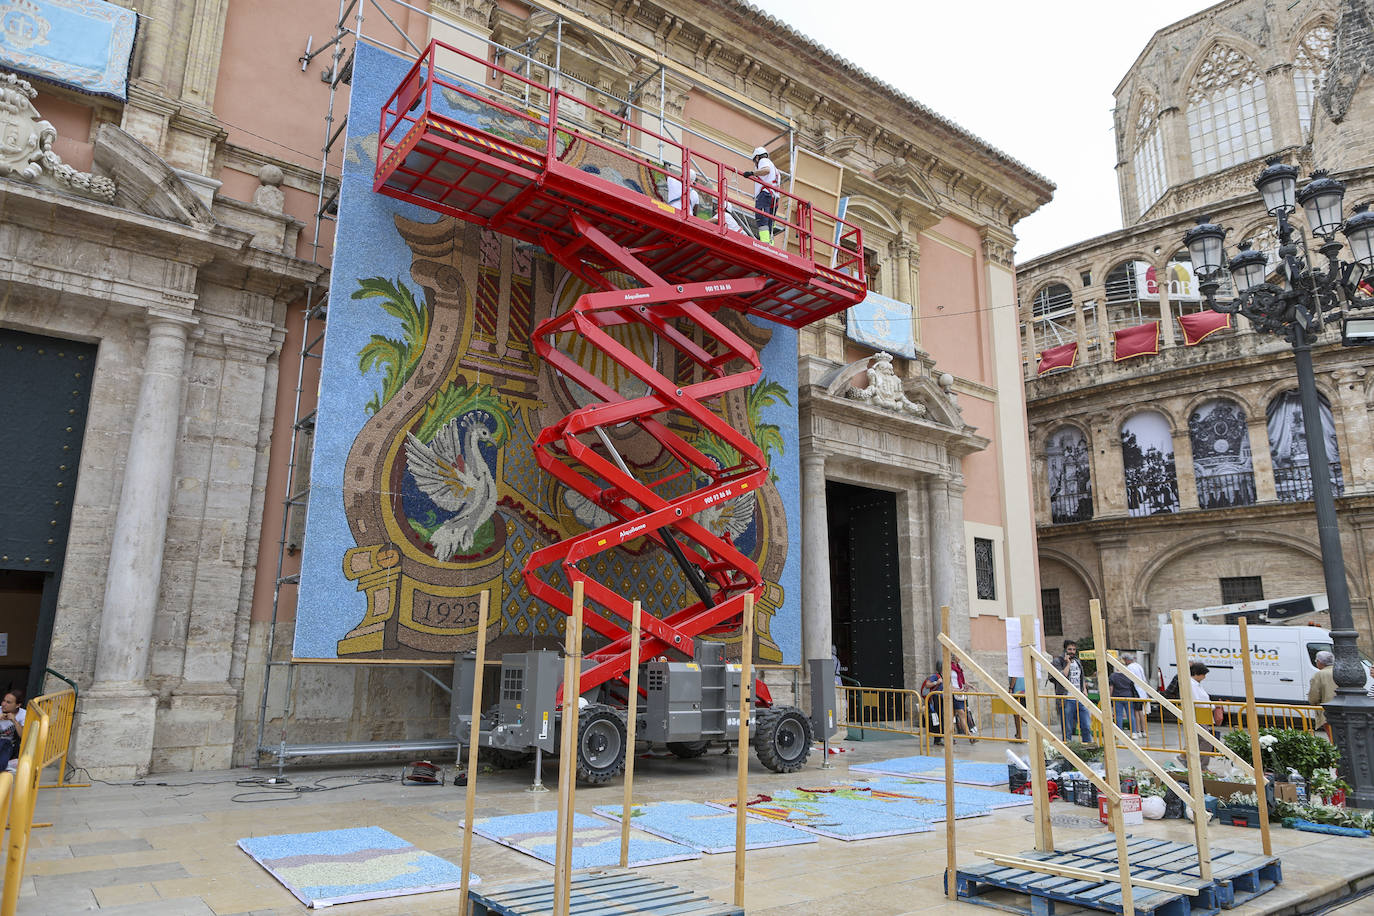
[{"left": 801, "top": 384, "right": 989, "bottom": 465}]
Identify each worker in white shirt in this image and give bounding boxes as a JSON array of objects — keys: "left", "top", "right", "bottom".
[
  {"left": 741, "top": 146, "right": 780, "bottom": 243},
  {"left": 665, "top": 166, "right": 700, "bottom": 215}
]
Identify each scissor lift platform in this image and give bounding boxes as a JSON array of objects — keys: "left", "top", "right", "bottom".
[
  {"left": 373, "top": 41, "right": 865, "bottom": 330},
  {"left": 373, "top": 39, "right": 867, "bottom": 699}
]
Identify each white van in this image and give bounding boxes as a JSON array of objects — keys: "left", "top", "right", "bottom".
[{"left": 1155, "top": 622, "right": 1374, "bottom": 704}]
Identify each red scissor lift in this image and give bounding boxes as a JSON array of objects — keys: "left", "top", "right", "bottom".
[{"left": 374, "top": 41, "right": 866, "bottom": 770}]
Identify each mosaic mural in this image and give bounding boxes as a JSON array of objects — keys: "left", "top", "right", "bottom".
[{"left": 294, "top": 43, "right": 801, "bottom": 663}]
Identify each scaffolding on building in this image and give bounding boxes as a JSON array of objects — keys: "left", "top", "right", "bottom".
[{"left": 256, "top": 0, "right": 855, "bottom": 773}]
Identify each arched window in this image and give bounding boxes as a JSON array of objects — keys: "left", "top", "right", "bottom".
[
  {"left": 1133, "top": 95, "right": 1167, "bottom": 215},
  {"left": 1294, "top": 24, "right": 1335, "bottom": 136},
  {"left": 1189, "top": 399, "right": 1256, "bottom": 509},
  {"left": 1104, "top": 259, "right": 1154, "bottom": 333},
  {"left": 1121, "top": 411, "right": 1180, "bottom": 517},
  {"left": 1047, "top": 426, "right": 1092, "bottom": 523},
  {"left": 1186, "top": 44, "right": 1274, "bottom": 177},
  {"left": 1030, "top": 282, "right": 1074, "bottom": 353},
  {"left": 1267, "top": 390, "right": 1344, "bottom": 501}
]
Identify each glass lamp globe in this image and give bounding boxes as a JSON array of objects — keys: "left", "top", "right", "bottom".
[
  {"left": 1344, "top": 204, "right": 1374, "bottom": 267},
  {"left": 1255, "top": 157, "right": 1298, "bottom": 216},
  {"left": 1296, "top": 171, "right": 1347, "bottom": 237},
  {"left": 1228, "top": 243, "right": 1269, "bottom": 293},
  {"left": 1183, "top": 216, "right": 1227, "bottom": 277}
]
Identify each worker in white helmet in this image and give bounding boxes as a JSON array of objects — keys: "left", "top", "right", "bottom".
[{"left": 741, "top": 146, "right": 780, "bottom": 243}]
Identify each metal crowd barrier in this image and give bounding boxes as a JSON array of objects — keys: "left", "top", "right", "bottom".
[
  {"left": 29, "top": 689, "right": 85, "bottom": 789},
  {"left": 3, "top": 702, "right": 51, "bottom": 916},
  {"left": 835, "top": 684, "right": 1322, "bottom": 761}
]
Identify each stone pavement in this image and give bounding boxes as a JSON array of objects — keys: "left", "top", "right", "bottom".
[{"left": 12, "top": 735, "right": 1374, "bottom": 915}]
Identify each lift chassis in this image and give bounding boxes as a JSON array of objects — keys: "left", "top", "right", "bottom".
[{"left": 451, "top": 639, "right": 814, "bottom": 784}]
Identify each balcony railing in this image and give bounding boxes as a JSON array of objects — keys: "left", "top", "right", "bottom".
[
  {"left": 1050, "top": 491, "right": 1093, "bottom": 523},
  {"left": 1195, "top": 470, "right": 1257, "bottom": 509},
  {"left": 1275, "top": 462, "right": 1346, "bottom": 502}
]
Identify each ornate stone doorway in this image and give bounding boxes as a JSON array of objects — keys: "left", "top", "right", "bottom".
[
  {"left": 0, "top": 328, "right": 96, "bottom": 698},
  {"left": 827, "top": 481, "right": 904, "bottom": 689}
]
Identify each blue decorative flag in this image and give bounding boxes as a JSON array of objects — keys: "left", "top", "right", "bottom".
[
  {"left": 847, "top": 290, "right": 917, "bottom": 359},
  {"left": 0, "top": 0, "right": 137, "bottom": 101}
]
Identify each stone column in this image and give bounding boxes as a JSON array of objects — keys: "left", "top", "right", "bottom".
[
  {"left": 799, "top": 452, "right": 832, "bottom": 676},
  {"left": 1157, "top": 260, "right": 1176, "bottom": 349},
  {"left": 1248, "top": 416, "right": 1278, "bottom": 502},
  {"left": 76, "top": 316, "right": 191, "bottom": 778},
  {"left": 927, "top": 472, "right": 970, "bottom": 657}
]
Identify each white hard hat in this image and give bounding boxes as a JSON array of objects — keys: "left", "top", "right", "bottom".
[
  {"left": 752, "top": 146, "right": 768, "bottom": 158},
  {"left": 688, "top": 167, "right": 696, "bottom": 181}
]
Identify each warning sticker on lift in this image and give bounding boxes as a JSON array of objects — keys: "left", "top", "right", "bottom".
[{"left": 539, "top": 711, "right": 549, "bottom": 741}]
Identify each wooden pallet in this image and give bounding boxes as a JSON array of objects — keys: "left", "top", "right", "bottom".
[
  {"left": 953, "top": 848, "right": 1214, "bottom": 916},
  {"left": 1058, "top": 837, "right": 1282, "bottom": 908},
  {"left": 467, "top": 869, "right": 742, "bottom": 915}
]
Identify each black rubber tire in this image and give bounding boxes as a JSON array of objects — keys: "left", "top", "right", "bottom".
[
  {"left": 576, "top": 705, "right": 628, "bottom": 785},
  {"left": 752, "top": 706, "right": 813, "bottom": 773},
  {"left": 667, "top": 740, "right": 710, "bottom": 759}
]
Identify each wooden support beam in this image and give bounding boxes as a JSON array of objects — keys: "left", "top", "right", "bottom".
[
  {"left": 733, "top": 594, "right": 754, "bottom": 909},
  {"left": 1172, "top": 609, "right": 1212, "bottom": 883},
  {"left": 942, "top": 605, "right": 957, "bottom": 901},
  {"left": 1019, "top": 614, "right": 1052, "bottom": 852},
  {"left": 1088, "top": 598, "right": 1133, "bottom": 916},
  {"left": 938, "top": 633, "right": 1118, "bottom": 801},
  {"left": 971, "top": 851, "right": 1199, "bottom": 896},
  {"left": 1103, "top": 654, "right": 1254, "bottom": 776},
  {"left": 458, "top": 590, "right": 491, "bottom": 916},
  {"left": 1238, "top": 618, "right": 1273, "bottom": 856},
  {"left": 619, "top": 600, "right": 643, "bottom": 869}
]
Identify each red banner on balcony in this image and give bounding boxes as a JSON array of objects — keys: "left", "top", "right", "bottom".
[
  {"left": 1037, "top": 341, "right": 1078, "bottom": 375},
  {"left": 1113, "top": 320, "right": 1159, "bottom": 361},
  {"left": 1178, "top": 310, "right": 1231, "bottom": 345}
]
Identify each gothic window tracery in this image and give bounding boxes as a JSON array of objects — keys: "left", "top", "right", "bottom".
[
  {"left": 1185, "top": 44, "right": 1274, "bottom": 177},
  {"left": 1133, "top": 95, "right": 1166, "bottom": 215},
  {"left": 1293, "top": 23, "right": 1335, "bottom": 136}
]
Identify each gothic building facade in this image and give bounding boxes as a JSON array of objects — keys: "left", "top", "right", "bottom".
[{"left": 1016, "top": 0, "right": 1374, "bottom": 661}]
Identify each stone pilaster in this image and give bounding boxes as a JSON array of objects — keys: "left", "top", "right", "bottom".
[
  {"left": 1332, "top": 366, "right": 1371, "bottom": 490},
  {"left": 1094, "top": 534, "right": 1136, "bottom": 646},
  {"left": 799, "top": 452, "right": 832, "bottom": 677},
  {"left": 74, "top": 316, "right": 193, "bottom": 779},
  {"left": 1248, "top": 416, "right": 1278, "bottom": 501},
  {"left": 1172, "top": 422, "right": 1198, "bottom": 510}
]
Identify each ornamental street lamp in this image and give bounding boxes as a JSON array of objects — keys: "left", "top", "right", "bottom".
[{"left": 1183, "top": 156, "right": 1374, "bottom": 808}]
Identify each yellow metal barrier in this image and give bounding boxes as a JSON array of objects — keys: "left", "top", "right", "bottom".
[
  {"left": 836, "top": 685, "right": 928, "bottom": 752},
  {"left": 29, "top": 690, "right": 86, "bottom": 789},
  {"left": 836, "top": 684, "right": 1321, "bottom": 763},
  {"left": 3, "top": 704, "right": 50, "bottom": 916},
  {"left": 1077, "top": 695, "right": 1321, "bottom": 756}
]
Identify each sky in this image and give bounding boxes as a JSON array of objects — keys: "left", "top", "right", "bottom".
[{"left": 747, "top": 0, "right": 1211, "bottom": 262}]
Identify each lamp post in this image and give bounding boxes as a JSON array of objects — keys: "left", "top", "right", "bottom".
[{"left": 1183, "top": 157, "right": 1374, "bottom": 808}]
